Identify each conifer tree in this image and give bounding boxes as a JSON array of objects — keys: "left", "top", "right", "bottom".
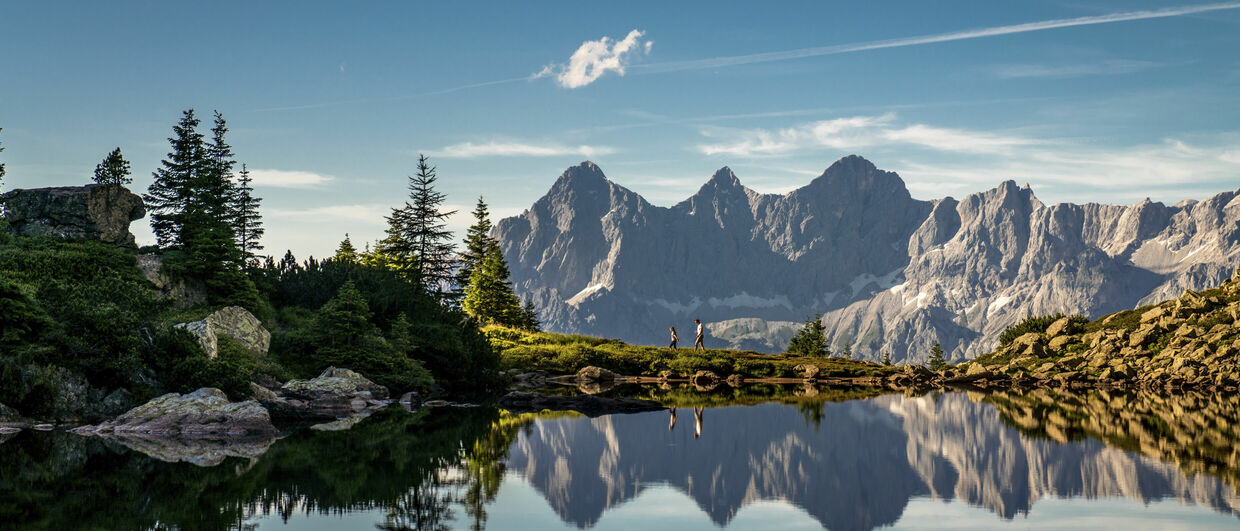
[
  {"left": 146, "top": 110, "right": 205, "bottom": 248},
  {"left": 462, "top": 243, "right": 523, "bottom": 326},
  {"left": 882, "top": 350, "right": 892, "bottom": 366},
  {"left": 786, "top": 313, "right": 829, "bottom": 357},
  {"left": 841, "top": 342, "right": 853, "bottom": 360},
  {"left": 204, "top": 111, "right": 237, "bottom": 223},
  {"left": 334, "top": 234, "right": 359, "bottom": 263},
  {"left": 384, "top": 155, "right": 457, "bottom": 299},
  {"left": 458, "top": 197, "right": 493, "bottom": 289},
  {"left": 927, "top": 342, "right": 948, "bottom": 371},
  {"left": 231, "top": 164, "right": 264, "bottom": 267},
  {"left": 92, "top": 148, "right": 132, "bottom": 187},
  {"left": 0, "top": 127, "right": 8, "bottom": 191},
  {"left": 519, "top": 297, "right": 541, "bottom": 331}
]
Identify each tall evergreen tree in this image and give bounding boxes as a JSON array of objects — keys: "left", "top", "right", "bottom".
[
  {"left": 145, "top": 110, "right": 205, "bottom": 248},
  {"left": 92, "top": 147, "right": 131, "bottom": 186},
  {"left": 519, "top": 297, "right": 541, "bottom": 331},
  {"left": 458, "top": 196, "right": 493, "bottom": 290},
  {"left": 882, "top": 350, "right": 892, "bottom": 366},
  {"left": 0, "top": 127, "right": 7, "bottom": 191},
  {"left": 384, "top": 155, "right": 457, "bottom": 300},
  {"left": 204, "top": 111, "right": 237, "bottom": 224},
  {"left": 840, "top": 342, "right": 853, "bottom": 360},
  {"left": 786, "top": 313, "right": 829, "bottom": 357},
  {"left": 231, "top": 164, "right": 264, "bottom": 267},
  {"left": 462, "top": 243, "right": 523, "bottom": 326}
]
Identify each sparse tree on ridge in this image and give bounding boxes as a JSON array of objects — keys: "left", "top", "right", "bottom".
[
  {"left": 927, "top": 342, "right": 948, "bottom": 371},
  {"left": 786, "top": 313, "right": 829, "bottom": 357},
  {"left": 841, "top": 342, "right": 853, "bottom": 360},
  {"left": 519, "top": 297, "right": 540, "bottom": 331},
  {"left": 93, "top": 148, "right": 132, "bottom": 187},
  {"left": 0, "top": 128, "right": 8, "bottom": 191},
  {"left": 231, "top": 164, "right": 264, "bottom": 267},
  {"left": 335, "top": 234, "right": 359, "bottom": 263},
  {"left": 384, "top": 154, "right": 458, "bottom": 300},
  {"left": 882, "top": 350, "right": 892, "bottom": 366},
  {"left": 458, "top": 196, "right": 494, "bottom": 295}
]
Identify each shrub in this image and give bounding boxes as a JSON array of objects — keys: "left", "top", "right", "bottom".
[{"left": 997, "top": 314, "right": 1065, "bottom": 347}]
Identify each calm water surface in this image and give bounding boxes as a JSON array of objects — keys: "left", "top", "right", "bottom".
[{"left": 3, "top": 387, "right": 1240, "bottom": 530}]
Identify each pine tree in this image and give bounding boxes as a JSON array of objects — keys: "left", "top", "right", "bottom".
[
  {"left": 841, "top": 342, "right": 853, "bottom": 360},
  {"left": 458, "top": 197, "right": 493, "bottom": 290},
  {"left": 384, "top": 155, "right": 458, "bottom": 300},
  {"left": 334, "top": 233, "right": 359, "bottom": 263},
  {"left": 927, "top": 342, "right": 948, "bottom": 371},
  {"left": 204, "top": 111, "right": 237, "bottom": 223},
  {"left": 231, "top": 164, "right": 264, "bottom": 267},
  {"left": 882, "top": 350, "right": 892, "bottom": 366},
  {"left": 0, "top": 127, "right": 8, "bottom": 191},
  {"left": 519, "top": 297, "right": 540, "bottom": 331},
  {"left": 93, "top": 147, "right": 132, "bottom": 187},
  {"left": 146, "top": 110, "right": 205, "bottom": 248},
  {"left": 462, "top": 243, "right": 523, "bottom": 326},
  {"left": 786, "top": 313, "right": 829, "bottom": 357}
]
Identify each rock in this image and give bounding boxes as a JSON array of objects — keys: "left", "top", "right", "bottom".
[
  {"left": 1045, "top": 317, "right": 1075, "bottom": 338},
  {"left": 903, "top": 365, "right": 933, "bottom": 379},
  {"left": 1141, "top": 306, "right": 1167, "bottom": 323},
  {"left": 32, "top": 424, "right": 54, "bottom": 431},
  {"left": 249, "top": 382, "right": 279, "bottom": 402},
  {"left": 0, "top": 184, "right": 145, "bottom": 245},
  {"left": 658, "top": 370, "right": 675, "bottom": 380},
  {"left": 70, "top": 388, "right": 275, "bottom": 435},
  {"left": 1047, "top": 335, "right": 1077, "bottom": 352},
  {"left": 966, "top": 363, "right": 991, "bottom": 377},
  {"left": 576, "top": 366, "right": 619, "bottom": 383},
  {"left": 423, "top": 400, "right": 450, "bottom": 407},
  {"left": 311, "top": 410, "right": 375, "bottom": 432},
  {"left": 0, "top": 403, "right": 20, "bottom": 423},
  {"left": 176, "top": 306, "right": 271, "bottom": 358},
  {"left": 725, "top": 374, "right": 744, "bottom": 387},
  {"left": 399, "top": 392, "right": 421, "bottom": 406},
  {"left": 281, "top": 367, "right": 389, "bottom": 405},
  {"left": 793, "top": 364, "right": 821, "bottom": 379},
  {"left": 498, "top": 391, "right": 664, "bottom": 417},
  {"left": 690, "top": 370, "right": 720, "bottom": 387},
  {"left": 136, "top": 253, "right": 206, "bottom": 308}
]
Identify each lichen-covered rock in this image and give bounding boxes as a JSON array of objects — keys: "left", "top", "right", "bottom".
[
  {"left": 1, "top": 184, "right": 145, "bottom": 245},
  {"left": 576, "top": 366, "right": 619, "bottom": 383},
  {"left": 793, "top": 364, "right": 821, "bottom": 379},
  {"left": 690, "top": 370, "right": 720, "bottom": 387},
  {"left": 281, "top": 367, "right": 389, "bottom": 403},
  {"left": 176, "top": 306, "right": 271, "bottom": 358},
  {"left": 70, "top": 388, "right": 275, "bottom": 435}
]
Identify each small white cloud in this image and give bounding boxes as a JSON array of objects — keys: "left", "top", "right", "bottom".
[
  {"left": 535, "top": 29, "right": 651, "bottom": 88},
  {"left": 266, "top": 204, "right": 389, "bottom": 223},
  {"left": 883, "top": 124, "right": 1040, "bottom": 154},
  {"left": 246, "top": 169, "right": 334, "bottom": 188},
  {"left": 432, "top": 141, "right": 616, "bottom": 158},
  {"left": 989, "top": 59, "right": 1161, "bottom": 79}
]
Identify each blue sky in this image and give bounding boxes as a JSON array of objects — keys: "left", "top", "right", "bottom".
[{"left": 2, "top": 1, "right": 1239, "bottom": 258}]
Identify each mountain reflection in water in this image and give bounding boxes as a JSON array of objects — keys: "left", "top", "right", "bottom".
[{"left": 2, "top": 389, "right": 1239, "bottom": 530}]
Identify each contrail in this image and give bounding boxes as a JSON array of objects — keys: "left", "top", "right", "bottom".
[{"left": 634, "top": 2, "right": 1240, "bottom": 73}]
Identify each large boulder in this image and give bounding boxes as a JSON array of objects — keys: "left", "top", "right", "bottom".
[
  {"left": 266, "top": 368, "right": 392, "bottom": 421},
  {"left": 576, "top": 366, "right": 619, "bottom": 383},
  {"left": 281, "top": 367, "right": 389, "bottom": 402},
  {"left": 176, "top": 306, "right": 271, "bottom": 358},
  {"left": 0, "top": 184, "right": 145, "bottom": 245},
  {"left": 70, "top": 388, "right": 275, "bottom": 435}
]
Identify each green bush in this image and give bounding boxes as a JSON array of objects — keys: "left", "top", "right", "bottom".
[{"left": 998, "top": 314, "right": 1083, "bottom": 347}]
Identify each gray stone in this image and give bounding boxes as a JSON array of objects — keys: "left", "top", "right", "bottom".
[
  {"left": 70, "top": 388, "right": 275, "bottom": 435},
  {"left": 0, "top": 184, "right": 144, "bottom": 245},
  {"left": 575, "top": 366, "right": 619, "bottom": 383},
  {"left": 176, "top": 306, "right": 271, "bottom": 358}
]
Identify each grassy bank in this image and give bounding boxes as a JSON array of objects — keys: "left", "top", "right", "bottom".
[{"left": 483, "top": 325, "right": 897, "bottom": 379}]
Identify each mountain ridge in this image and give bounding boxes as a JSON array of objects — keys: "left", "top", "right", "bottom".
[{"left": 494, "top": 155, "right": 1240, "bottom": 363}]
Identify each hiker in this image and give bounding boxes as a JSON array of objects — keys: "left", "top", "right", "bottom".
[
  {"left": 669, "top": 326, "right": 679, "bottom": 348},
  {"left": 693, "top": 406, "right": 704, "bottom": 439},
  {"left": 693, "top": 319, "right": 705, "bottom": 351},
  {"left": 668, "top": 407, "right": 677, "bottom": 431}
]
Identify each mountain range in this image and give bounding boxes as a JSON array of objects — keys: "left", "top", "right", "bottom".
[{"left": 493, "top": 155, "right": 1240, "bottom": 362}]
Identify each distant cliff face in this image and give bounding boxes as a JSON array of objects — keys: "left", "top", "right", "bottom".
[{"left": 493, "top": 156, "right": 1240, "bottom": 363}]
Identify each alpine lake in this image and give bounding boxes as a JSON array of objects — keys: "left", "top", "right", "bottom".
[{"left": 5, "top": 382, "right": 1240, "bottom": 530}]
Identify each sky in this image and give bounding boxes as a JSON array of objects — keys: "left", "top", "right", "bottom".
[{"left": 2, "top": 1, "right": 1239, "bottom": 259}]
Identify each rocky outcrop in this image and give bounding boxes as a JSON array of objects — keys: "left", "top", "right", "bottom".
[
  {"left": 498, "top": 391, "right": 664, "bottom": 417},
  {"left": 70, "top": 388, "right": 275, "bottom": 435},
  {"left": 137, "top": 253, "right": 207, "bottom": 308},
  {"left": 259, "top": 367, "right": 391, "bottom": 420},
  {"left": 494, "top": 156, "right": 1240, "bottom": 363},
  {"left": 176, "top": 306, "right": 271, "bottom": 358},
  {"left": 575, "top": 366, "right": 619, "bottom": 384},
  {"left": 0, "top": 184, "right": 145, "bottom": 245}
]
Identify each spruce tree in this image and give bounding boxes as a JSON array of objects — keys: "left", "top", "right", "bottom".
[
  {"left": 0, "top": 127, "right": 7, "bottom": 191},
  {"left": 882, "top": 350, "right": 892, "bottom": 366},
  {"left": 384, "top": 154, "right": 457, "bottom": 300},
  {"left": 458, "top": 196, "right": 493, "bottom": 290},
  {"left": 231, "top": 164, "right": 264, "bottom": 267},
  {"left": 146, "top": 110, "right": 205, "bottom": 248},
  {"left": 519, "top": 297, "right": 540, "bottom": 331},
  {"left": 93, "top": 148, "right": 131, "bottom": 186},
  {"left": 927, "top": 342, "right": 948, "bottom": 371},
  {"left": 204, "top": 111, "right": 237, "bottom": 223},
  {"left": 334, "top": 233, "right": 359, "bottom": 263},
  {"left": 841, "top": 342, "right": 853, "bottom": 360},
  {"left": 786, "top": 313, "right": 829, "bottom": 357},
  {"left": 462, "top": 243, "right": 523, "bottom": 326}
]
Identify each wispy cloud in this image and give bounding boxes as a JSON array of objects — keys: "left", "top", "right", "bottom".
[
  {"left": 431, "top": 140, "right": 616, "bottom": 158},
  {"left": 989, "top": 59, "right": 1163, "bottom": 79},
  {"left": 266, "top": 204, "right": 388, "bottom": 223},
  {"left": 696, "top": 114, "right": 1041, "bottom": 157},
  {"left": 246, "top": 169, "right": 334, "bottom": 188},
  {"left": 534, "top": 29, "right": 651, "bottom": 88},
  {"left": 636, "top": 2, "right": 1240, "bottom": 73}
]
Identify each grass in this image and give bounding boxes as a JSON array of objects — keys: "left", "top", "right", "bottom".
[{"left": 484, "top": 325, "right": 896, "bottom": 379}]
